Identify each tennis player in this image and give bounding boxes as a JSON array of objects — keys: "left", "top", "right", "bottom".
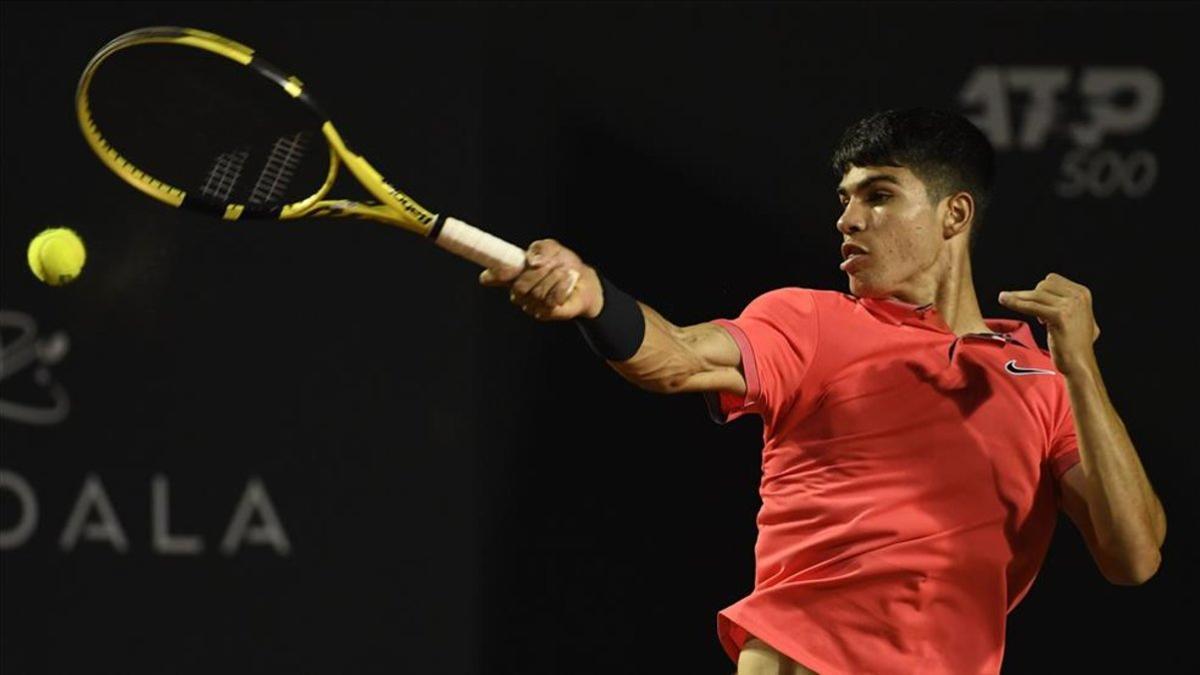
[{"left": 480, "top": 108, "right": 1166, "bottom": 674}]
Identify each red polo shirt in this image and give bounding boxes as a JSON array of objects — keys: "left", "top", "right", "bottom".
[{"left": 707, "top": 288, "right": 1081, "bottom": 675}]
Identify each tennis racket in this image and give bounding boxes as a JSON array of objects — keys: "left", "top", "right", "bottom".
[{"left": 76, "top": 26, "right": 575, "bottom": 290}]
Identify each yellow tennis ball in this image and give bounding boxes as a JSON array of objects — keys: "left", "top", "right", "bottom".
[{"left": 28, "top": 227, "right": 87, "bottom": 286}]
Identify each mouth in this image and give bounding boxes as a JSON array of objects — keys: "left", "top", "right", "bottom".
[
  {"left": 840, "top": 242, "right": 869, "bottom": 272},
  {"left": 841, "top": 242, "right": 869, "bottom": 260}
]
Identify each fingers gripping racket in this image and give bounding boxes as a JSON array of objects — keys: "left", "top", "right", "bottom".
[{"left": 76, "top": 26, "right": 576, "bottom": 291}]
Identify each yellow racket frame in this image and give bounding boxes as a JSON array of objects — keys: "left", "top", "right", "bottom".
[{"left": 76, "top": 26, "right": 437, "bottom": 235}]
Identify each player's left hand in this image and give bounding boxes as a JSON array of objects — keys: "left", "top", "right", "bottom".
[{"left": 998, "top": 273, "right": 1101, "bottom": 377}]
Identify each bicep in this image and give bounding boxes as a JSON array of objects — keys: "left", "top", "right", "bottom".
[{"left": 672, "top": 322, "right": 746, "bottom": 396}]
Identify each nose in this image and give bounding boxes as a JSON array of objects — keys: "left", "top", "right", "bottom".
[{"left": 837, "top": 203, "right": 866, "bottom": 236}]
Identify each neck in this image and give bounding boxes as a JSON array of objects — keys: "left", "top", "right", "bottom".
[{"left": 894, "top": 243, "right": 991, "bottom": 336}]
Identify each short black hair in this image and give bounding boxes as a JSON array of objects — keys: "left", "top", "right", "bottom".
[{"left": 831, "top": 108, "right": 995, "bottom": 245}]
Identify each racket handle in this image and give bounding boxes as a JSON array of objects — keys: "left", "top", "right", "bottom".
[
  {"left": 434, "top": 216, "right": 526, "bottom": 272},
  {"left": 435, "top": 217, "right": 579, "bottom": 298}
]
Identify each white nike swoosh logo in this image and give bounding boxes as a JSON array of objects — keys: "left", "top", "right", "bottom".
[{"left": 1004, "top": 359, "right": 1057, "bottom": 376}]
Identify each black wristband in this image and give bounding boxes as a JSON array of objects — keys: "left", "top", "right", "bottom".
[{"left": 574, "top": 275, "right": 645, "bottom": 361}]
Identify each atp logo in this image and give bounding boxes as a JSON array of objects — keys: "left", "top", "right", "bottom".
[{"left": 959, "top": 66, "right": 1162, "bottom": 199}]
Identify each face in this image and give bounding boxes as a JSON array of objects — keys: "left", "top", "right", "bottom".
[{"left": 835, "top": 165, "right": 948, "bottom": 300}]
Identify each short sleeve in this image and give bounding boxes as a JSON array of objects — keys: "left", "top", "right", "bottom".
[
  {"left": 703, "top": 288, "right": 820, "bottom": 424},
  {"left": 1048, "top": 379, "right": 1082, "bottom": 481}
]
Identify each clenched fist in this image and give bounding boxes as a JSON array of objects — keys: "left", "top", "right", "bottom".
[
  {"left": 998, "top": 272, "right": 1101, "bottom": 377},
  {"left": 479, "top": 239, "right": 605, "bottom": 321}
]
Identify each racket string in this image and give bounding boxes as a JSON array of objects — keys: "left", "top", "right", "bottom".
[
  {"left": 249, "top": 131, "right": 309, "bottom": 205},
  {"left": 199, "top": 149, "right": 249, "bottom": 202}
]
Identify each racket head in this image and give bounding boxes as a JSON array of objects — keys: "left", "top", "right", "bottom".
[{"left": 76, "top": 26, "right": 434, "bottom": 234}]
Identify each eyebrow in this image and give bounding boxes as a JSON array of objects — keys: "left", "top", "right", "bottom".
[{"left": 837, "top": 174, "right": 902, "bottom": 198}]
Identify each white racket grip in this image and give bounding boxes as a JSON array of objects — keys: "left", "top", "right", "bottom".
[{"left": 434, "top": 216, "right": 526, "bottom": 272}]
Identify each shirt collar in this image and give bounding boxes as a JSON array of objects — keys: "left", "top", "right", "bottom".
[{"left": 852, "top": 294, "right": 1037, "bottom": 350}]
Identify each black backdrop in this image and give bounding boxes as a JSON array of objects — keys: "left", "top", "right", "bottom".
[{"left": 2, "top": 2, "right": 1195, "bottom": 673}]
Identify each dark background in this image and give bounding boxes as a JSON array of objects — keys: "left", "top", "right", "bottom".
[{"left": 2, "top": 2, "right": 1195, "bottom": 673}]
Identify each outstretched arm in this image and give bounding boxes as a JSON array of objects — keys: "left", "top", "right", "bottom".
[{"left": 480, "top": 239, "right": 746, "bottom": 396}]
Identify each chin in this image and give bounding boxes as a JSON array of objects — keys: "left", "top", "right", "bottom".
[{"left": 848, "top": 275, "right": 892, "bottom": 299}]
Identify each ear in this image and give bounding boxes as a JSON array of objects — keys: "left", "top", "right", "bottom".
[{"left": 941, "top": 191, "right": 975, "bottom": 240}]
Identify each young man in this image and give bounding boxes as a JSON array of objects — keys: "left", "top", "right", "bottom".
[{"left": 480, "top": 109, "right": 1166, "bottom": 674}]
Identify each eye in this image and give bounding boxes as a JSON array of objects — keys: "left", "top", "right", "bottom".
[{"left": 868, "top": 192, "right": 891, "bottom": 204}]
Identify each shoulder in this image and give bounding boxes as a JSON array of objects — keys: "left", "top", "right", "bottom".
[
  {"left": 741, "top": 287, "right": 852, "bottom": 315},
  {"left": 737, "top": 287, "right": 814, "bottom": 322},
  {"left": 735, "top": 289, "right": 872, "bottom": 344},
  {"left": 743, "top": 286, "right": 814, "bottom": 307}
]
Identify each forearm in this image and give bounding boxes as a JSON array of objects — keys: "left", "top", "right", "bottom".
[
  {"left": 489, "top": 241, "right": 738, "bottom": 393},
  {"left": 1065, "top": 361, "right": 1166, "bottom": 573},
  {"left": 572, "top": 271, "right": 742, "bottom": 395},
  {"left": 608, "top": 304, "right": 712, "bottom": 394}
]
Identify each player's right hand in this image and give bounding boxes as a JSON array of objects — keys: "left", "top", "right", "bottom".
[{"left": 479, "top": 239, "right": 604, "bottom": 322}]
